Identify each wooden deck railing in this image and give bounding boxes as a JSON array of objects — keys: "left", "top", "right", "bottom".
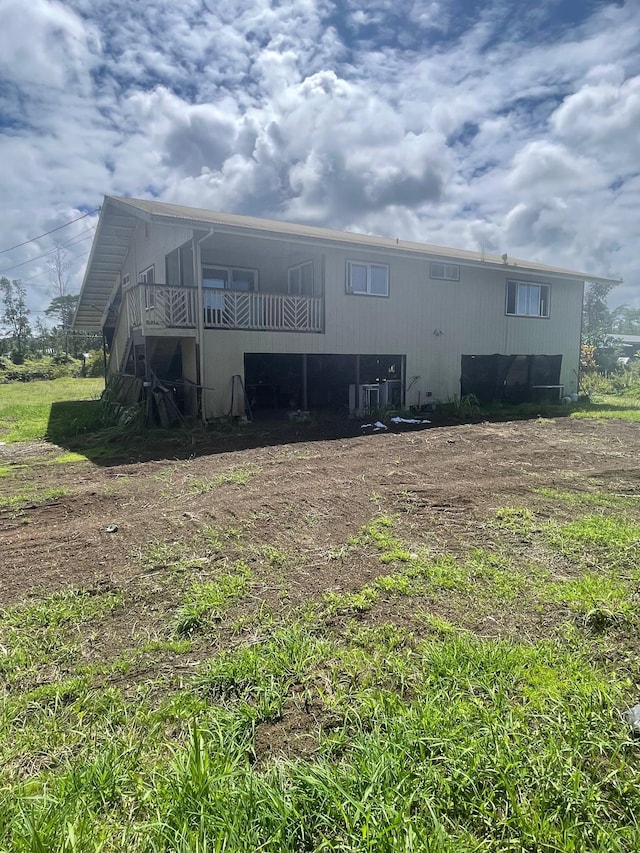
[
  {"left": 125, "top": 284, "right": 323, "bottom": 333},
  {"left": 203, "top": 289, "right": 323, "bottom": 332}
]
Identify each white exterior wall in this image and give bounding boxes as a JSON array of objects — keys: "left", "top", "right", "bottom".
[
  {"left": 201, "top": 239, "right": 318, "bottom": 295},
  {"left": 121, "top": 222, "right": 194, "bottom": 287},
  {"left": 198, "top": 240, "right": 583, "bottom": 418}
]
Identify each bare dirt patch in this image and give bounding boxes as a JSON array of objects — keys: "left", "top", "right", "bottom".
[{"left": 1, "top": 417, "right": 638, "bottom": 610}]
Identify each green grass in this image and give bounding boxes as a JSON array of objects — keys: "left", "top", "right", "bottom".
[
  {"left": 174, "top": 561, "right": 253, "bottom": 637},
  {"left": 52, "top": 451, "right": 88, "bottom": 464},
  {"left": 0, "top": 485, "right": 67, "bottom": 510},
  {"left": 189, "top": 465, "right": 261, "bottom": 493},
  {"left": 3, "top": 420, "right": 640, "bottom": 850},
  {"left": 570, "top": 393, "right": 640, "bottom": 422},
  {"left": 0, "top": 377, "right": 104, "bottom": 443},
  {"left": 547, "top": 515, "right": 640, "bottom": 574},
  {"left": 475, "top": 390, "right": 640, "bottom": 424},
  {"left": 0, "top": 588, "right": 122, "bottom": 689},
  {"left": 2, "top": 626, "right": 639, "bottom": 851},
  {"left": 534, "top": 486, "right": 640, "bottom": 510}
]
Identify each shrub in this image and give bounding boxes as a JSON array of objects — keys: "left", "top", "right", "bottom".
[
  {"left": 0, "top": 356, "right": 84, "bottom": 383},
  {"left": 83, "top": 349, "right": 105, "bottom": 377}
]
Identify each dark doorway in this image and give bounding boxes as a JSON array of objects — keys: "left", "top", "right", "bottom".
[
  {"left": 461, "top": 354, "right": 563, "bottom": 404},
  {"left": 244, "top": 354, "right": 304, "bottom": 410},
  {"left": 244, "top": 353, "right": 405, "bottom": 413}
]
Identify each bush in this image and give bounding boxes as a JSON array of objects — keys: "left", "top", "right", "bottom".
[
  {"left": 83, "top": 349, "right": 105, "bottom": 377},
  {"left": 581, "top": 364, "right": 640, "bottom": 398},
  {"left": 0, "top": 356, "right": 84, "bottom": 383}
]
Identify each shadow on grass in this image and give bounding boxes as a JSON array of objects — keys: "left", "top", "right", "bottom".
[
  {"left": 46, "top": 400, "right": 107, "bottom": 459},
  {"left": 569, "top": 400, "right": 640, "bottom": 421},
  {"left": 46, "top": 399, "right": 618, "bottom": 468},
  {"left": 46, "top": 400, "right": 386, "bottom": 466},
  {"left": 575, "top": 401, "right": 639, "bottom": 413}
]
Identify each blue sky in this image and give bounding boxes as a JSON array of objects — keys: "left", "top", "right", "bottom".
[{"left": 0, "top": 0, "right": 638, "bottom": 319}]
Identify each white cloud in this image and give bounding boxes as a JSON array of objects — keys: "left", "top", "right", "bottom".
[
  {"left": 507, "top": 141, "right": 608, "bottom": 196},
  {"left": 551, "top": 74, "right": 640, "bottom": 174},
  {"left": 0, "top": 0, "right": 639, "bottom": 316},
  {"left": 0, "top": 0, "right": 98, "bottom": 90}
]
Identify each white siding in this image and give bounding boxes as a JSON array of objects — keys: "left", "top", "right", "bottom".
[
  {"left": 199, "top": 242, "right": 583, "bottom": 417},
  {"left": 124, "top": 222, "right": 194, "bottom": 286}
]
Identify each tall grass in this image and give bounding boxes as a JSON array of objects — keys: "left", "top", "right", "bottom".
[{"left": 3, "top": 632, "right": 639, "bottom": 851}]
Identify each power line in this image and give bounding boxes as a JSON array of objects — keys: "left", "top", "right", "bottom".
[
  {"left": 0, "top": 230, "right": 95, "bottom": 275},
  {"left": 0, "top": 208, "right": 99, "bottom": 256},
  {"left": 20, "top": 250, "right": 92, "bottom": 288}
]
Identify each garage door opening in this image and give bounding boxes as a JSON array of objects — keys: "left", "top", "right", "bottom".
[
  {"left": 244, "top": 353, "right": 405, "bottom": 414},
  {"left": 461, "top": 354, "right": 563, "bottom": 404}
]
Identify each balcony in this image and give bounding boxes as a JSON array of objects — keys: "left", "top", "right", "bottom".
[{"left": 126, "top": 284, "right": 323, "bottom": 334}]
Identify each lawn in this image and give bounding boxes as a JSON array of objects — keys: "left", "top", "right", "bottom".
[
  {"left": 0, "top": 377, "right": 104, "bottom": 443},
  {"left": 1, "top": 380, "right": 640, "bottom": 851},
  {"left": 571, "top": 393, "right": 640, "bottom": 422}
]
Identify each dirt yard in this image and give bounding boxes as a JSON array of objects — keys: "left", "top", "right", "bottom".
[
  {"left": 2, "top": 413, "right": 640, "bottom": 780},
  {"left": 2, "top": 416, "right": 638, "bottom": 613}
]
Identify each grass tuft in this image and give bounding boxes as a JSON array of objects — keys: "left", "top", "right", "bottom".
[{"left": 174, "top": 562, "right": 253, "bottom": 637}]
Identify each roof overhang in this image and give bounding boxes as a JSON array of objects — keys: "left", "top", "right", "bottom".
[
  {"left": 73, "top": 199, "right": 140, "bottom": 330},
  {"left": 74, "top": 195, "right": 621, "bottom": 330}
]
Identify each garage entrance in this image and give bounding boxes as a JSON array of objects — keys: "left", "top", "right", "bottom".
[
  {"left": 461, "top": 354, "right": 563, "bottom": 404},
  {"left": 244, "top": 353, "right": 405, "bottom": 413}
]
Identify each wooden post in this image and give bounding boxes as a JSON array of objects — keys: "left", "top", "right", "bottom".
[{"left": 302, "top": 353, "right": 308, "bottom": 410}]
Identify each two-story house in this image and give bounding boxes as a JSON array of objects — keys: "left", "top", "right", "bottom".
[{"left": 74, "top": 196, "right": 616, "bottom": 420}]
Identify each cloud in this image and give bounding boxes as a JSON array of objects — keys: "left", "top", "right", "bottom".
[
  {"left": 551, "top": 73, "right": 640, "bottom": 174},
  {"left": 0, "top": 0, "right": 98, "bottom": 91},
  {"left": 506, "top": 140, "right": 608, "bottom": 196},
  {"left": 0, "top": 0, "right": 639, "bottom": 315}
]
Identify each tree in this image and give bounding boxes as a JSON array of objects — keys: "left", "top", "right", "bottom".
[
  {"left": 48, "top": 244, "right": 71, "bottom": 299},
  {"left": 0, "top": 276, "right": 32, "bottom": 363},
  {"left": 610, "top": 304, "right": 640, "bottom": 335},
  {"left": 45, "top": 292, "right": 79, "bottom": 359},
  {"left": 33, "top": 317, "right": 52, "bottom": 358},
  {"left": 45, "top": 294, "right": 78, "bottom": 330},
  {"left": 582, "top": 281, "right": 617, "bottom": 347}
]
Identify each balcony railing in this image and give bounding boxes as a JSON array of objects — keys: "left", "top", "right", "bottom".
[
  {"left": 126, "top": 284, "right": 323, "bottom": 334},
  {"left": 203, "top": 289, "right": 323, "bottom": 332}
]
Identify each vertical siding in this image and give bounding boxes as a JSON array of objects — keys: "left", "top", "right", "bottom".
[
  {"left": 124, "top": 222, "right": 194, "bottom": 284},
  {"left": 121, "top": 223, "right": 583, "bottom": 417},
  {"left": 200, "top": 243, "right": 583, "bottom": 417}
]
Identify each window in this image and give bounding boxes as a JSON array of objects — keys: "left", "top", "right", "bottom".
[
  {"left": 347, "top": 261, "right": 389, "bottom": 297},
  {"left": 139, "top": 266, "right": 155, "bottom": 309},
  {"left": 430, "top": 262, "right": 460, "bottom": 281},
  {"left": 122, "top": 273, "right": 130, "bottom": 289},
  {"left": 288, "top": 261, "right": 314, "bottom": 296},
  {"left": 202, "top": 266, "right": 256, "bottom": 324},
  {"left": 506, "top": 280, "right": 550, "bottom": 318},
  {"left": 165, "top": 241, "right": 195, "bottom": 288},
  {"left": 202, "top": 266, "right": 256, "bottom": 291}
]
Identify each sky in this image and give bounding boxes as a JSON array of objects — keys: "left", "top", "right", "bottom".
[{"left": 0, "top": 0, "right": 639, "bottom": 324}]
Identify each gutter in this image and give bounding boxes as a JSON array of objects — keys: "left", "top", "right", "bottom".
[{"left": 193, "top": 228, "right": 214, "bottom": 424}]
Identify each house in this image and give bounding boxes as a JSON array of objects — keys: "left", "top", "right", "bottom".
[
  {"left": 608, "top": 334, "right": 640, "bottom": 361},
  {"left": 74, "top": 195, "right": 617, "bottom": 420}
]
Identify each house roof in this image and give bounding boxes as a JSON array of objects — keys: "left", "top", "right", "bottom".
[
  {"left": 74, "top": 194, "right": 621, "bottom": 330},
  {"left": 609, "top": 334, "right": 640, "bottom": 345}
]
